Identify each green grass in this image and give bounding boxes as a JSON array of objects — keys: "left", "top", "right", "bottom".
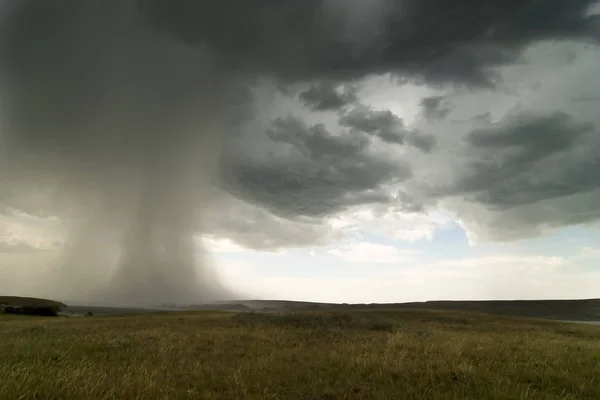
[{"left": 1, "top": 309, "right": 599, "bottom": 399}]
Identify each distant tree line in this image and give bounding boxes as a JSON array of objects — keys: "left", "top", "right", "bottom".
[
  {"left": 0, "top": 296, "right": 66, "bottom": 317},
  {"left": 0, "top": 304, "right": 61, "bottom": 316}
]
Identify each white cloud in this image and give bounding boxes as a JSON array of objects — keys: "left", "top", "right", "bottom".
[
  {"left": 216, "top": 252, "right": 599, "bottom": 303},
  {"left": 577, "top": 247, "right": 600, "bottom": 260},
  {"left": 328, "top": 242, "right": 419, "bottom": 264},
  {"left": 201, "top": 237, "right": 250, "bottom": 254},
  {"left": 586, "top": 1, "right": 600, "bottom": 17},
  {"left": 329, "top": 205, "right": 453, "bottom": 243},
  {"left": 0, "top": 209, "right": 64, "bottom": 252}
]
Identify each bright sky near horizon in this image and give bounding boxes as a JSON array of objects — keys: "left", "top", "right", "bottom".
[
  {"left": 3, "top": 206, "right": 600, "bottom": 303},
  {"left": 1, "top": 2, "right": 600, "bottom": 305}
]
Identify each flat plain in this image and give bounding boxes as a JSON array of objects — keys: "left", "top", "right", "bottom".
[{"left": 1, "top": 309, "right": 599, "bottom": 399}]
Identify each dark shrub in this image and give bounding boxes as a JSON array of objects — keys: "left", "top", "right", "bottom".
[{"left": 0, "top": 305, "right": 59, "bottom": 317}]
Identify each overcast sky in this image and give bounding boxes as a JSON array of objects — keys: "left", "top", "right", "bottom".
[{"left": 1, "top": 1, "right": 600, "bottom": 304}]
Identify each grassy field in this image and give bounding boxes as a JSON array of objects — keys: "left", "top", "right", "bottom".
[{"left": 1, "top": 310, "right": 599, "bottom": 399}]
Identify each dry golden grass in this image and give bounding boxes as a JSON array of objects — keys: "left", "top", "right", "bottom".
[{"left": 1, "top": 309, "right": 599, "bottom": 399}]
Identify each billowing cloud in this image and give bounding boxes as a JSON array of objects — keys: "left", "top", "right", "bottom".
[
  {"left": 339, "top": 105, "right": 438, "bottom": 151},
  {"left": 221, "top": 115, "right": 412, "bottom": 219},
  {"left": 420, "top": 96, "right": 452, "bottom": 120},
  {"left": 453, "top": 111, "right": 597, "bottom": 208},
  {"left": 299, "top": 82, "right": 358, "bottom": 111},
  {"left": 411, "top": 43, "right": 600, "bottom": 243},
  {"left": 339, "top": 106, "right": 407, "bottom": 145}
]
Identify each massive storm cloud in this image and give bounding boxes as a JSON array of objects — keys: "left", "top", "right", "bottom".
[{"left": 0, "top": 0, "right": 599, "bottom": 305}]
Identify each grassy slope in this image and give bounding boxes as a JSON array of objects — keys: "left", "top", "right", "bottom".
[
  {"left": 1, "top": 309, "right": 599, "bottom": 399},
  {"left": 0, "top": 296, "right": 66, "bottom": 309}
]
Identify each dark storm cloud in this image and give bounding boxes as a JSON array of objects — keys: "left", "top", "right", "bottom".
[
  {"left": 267, "top": 117, "right": 369, "bottom": 159},
  {"left": 472, "top": 112, "right": 494, "bottom": 124},
  {"left": 299, "top": 82, "right": 358, "bottom": 111},
  {"left": 221, "top": 116, "right": 409, "bottom": 218},
  {"left": 450, "top": 111, "right": 598, "bottom": 208},
  {"left": 466, "top": 111, "right": 591, "bottom": 159},
  {"left": 140, "top": 0, "right": 599, "bottom": 87},
  {"left": 339, "top": 106, "right": 437, "bottom": 151},
  {"left": 339, "top": 106, "right": 406, "bottom": 145},
  {"left": 1, "top": 0, "right": 600, "bottom": 268},
  {"left": 420, "top": 96, "right": 452, "bottom": 120},
  {"left": 405, "top": 131, "right": 438, "bottom": 153}
]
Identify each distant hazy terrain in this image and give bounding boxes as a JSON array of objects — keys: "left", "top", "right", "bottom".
[
  {"left": 211, "top": 298, "right": 600, "bottom": 322},
  {"left": 61, "top": 302, "right": 254, "bottom": 316},
  {"left": 5, "top": 295, "right": 600, "bottom": 322}
]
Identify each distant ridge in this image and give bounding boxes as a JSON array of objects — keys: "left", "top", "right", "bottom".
[
  {"left": 212, "top": 298, "right": 600, "bottom": 321},
  {"left": 34, "top": 297, "right": 600, "bottom": 321}
]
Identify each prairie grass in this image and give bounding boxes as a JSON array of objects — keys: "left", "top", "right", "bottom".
[{"left": 1, "top": 309, "right": 599, "bottom": 399}]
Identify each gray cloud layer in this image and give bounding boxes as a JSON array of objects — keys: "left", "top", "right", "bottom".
[
  {"left": 424, "top": 103, "right": 600, "bottom": 241},
  {"left": 455, "top": 111, "right": 597, "bottom": 208},
  {"left": 0, "top": 0, "right": 599, "bottom": 291},
  {"left": 420, "top": 96, "right": 453, "bottom": 121},
  {"left": 299, "top": 82, "right": 358, "bottom": 111},
  {"left": 140, "top": 0, "right": 599, "bottom": 86},
  {"left": 340, "top": 105, "right": 437, "bottom": 152},
  {"left": 221, "top": 115, "right": 410, "bottom": 218}
]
